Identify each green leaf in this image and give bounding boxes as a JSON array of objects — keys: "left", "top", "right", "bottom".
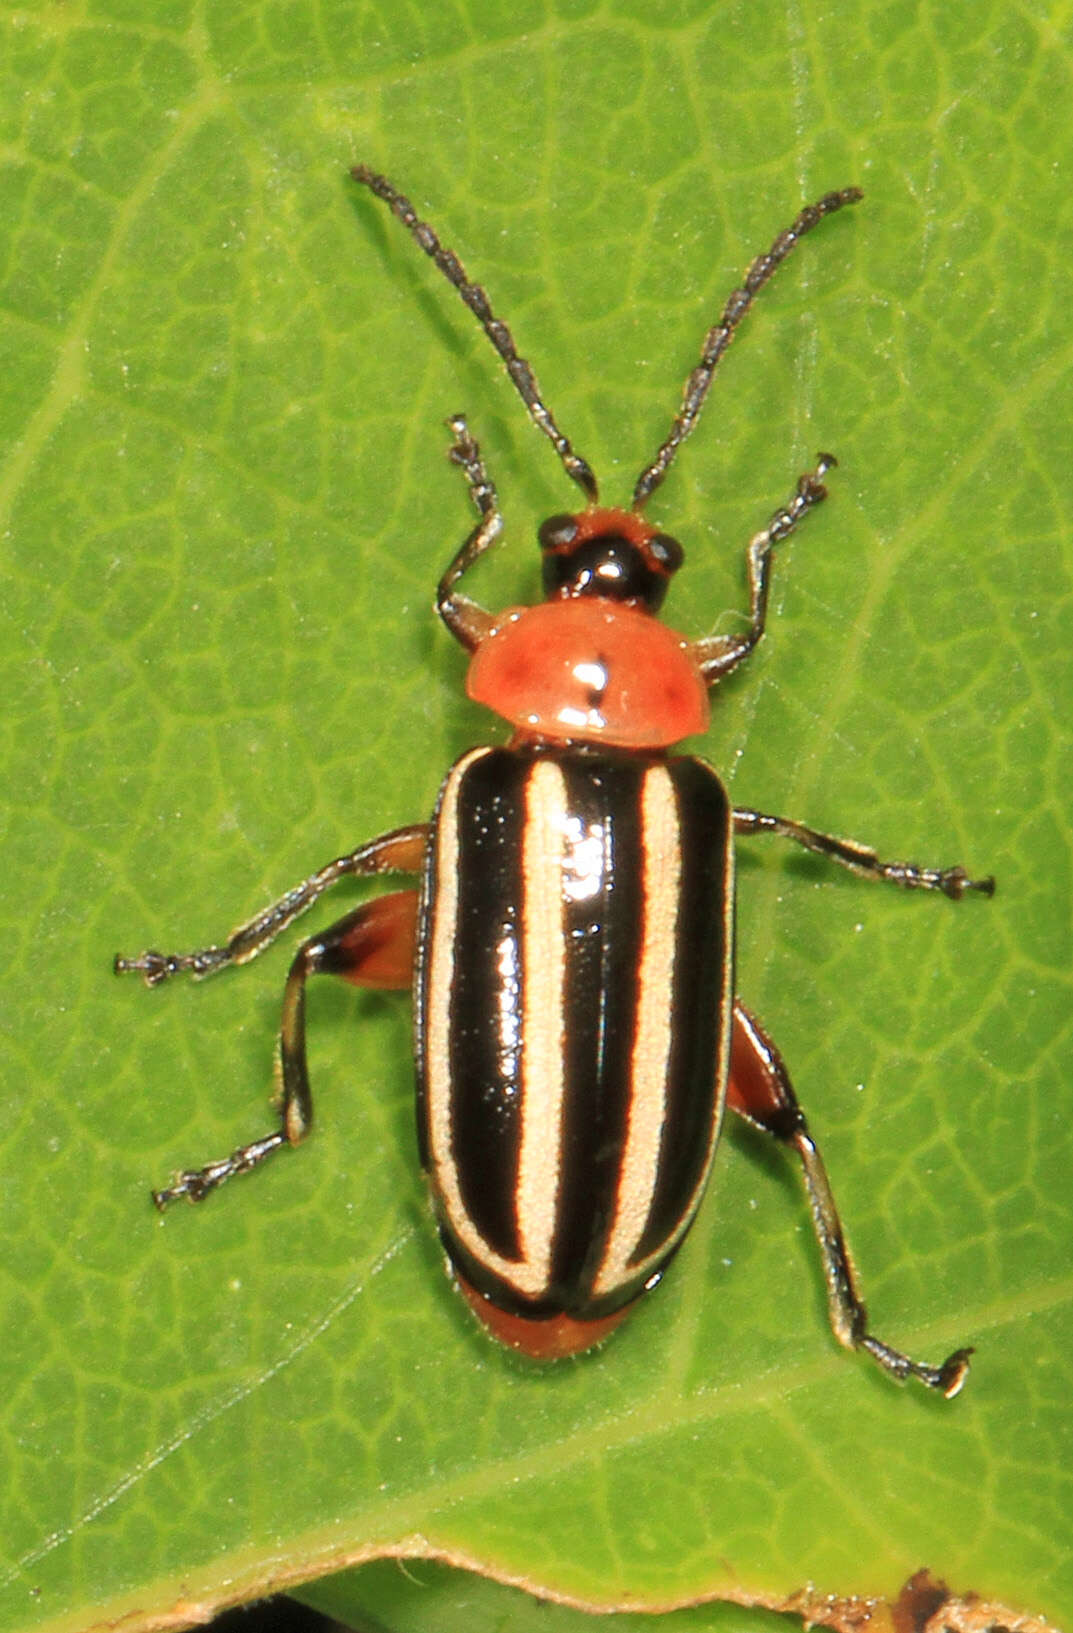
[{"left": 2, "top": 3, "right": 1070, "bottom": 1633}]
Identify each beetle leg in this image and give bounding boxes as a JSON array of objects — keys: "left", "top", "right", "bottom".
[
  {"left": 732, "top": 808, "right": 995, "bottom": 898},
  {"left": 435, "top": 416, "right": 502, "bottom": 652},
  {"left": 115, "top": 824, "right": 428, "bottom": 986},
  {"left": 151, "top": 889, "right": 421, "bottom": 1208},
  {"left": 692, "top": 454, "right": 836, "bottom": 684},
  {"left": 728, "top": 1000, "right": 973, "bottom": 1397}
]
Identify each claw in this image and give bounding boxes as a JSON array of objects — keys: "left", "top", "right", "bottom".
[{"left": 114, "top": 950, "right": 175, "bottom": 986}]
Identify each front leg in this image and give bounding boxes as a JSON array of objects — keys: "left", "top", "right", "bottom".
[
  {"left": 435, "top": 415, "right": 503, "bottom": 652},
  {"left": 691, "top": 454, "right": 836, "bottom": 684},
  {"left": 733, "top": 808, "right": 995, "bottom": 899},
  {"left": 115, "top": 824, "right": 428, "bottom": 985}
]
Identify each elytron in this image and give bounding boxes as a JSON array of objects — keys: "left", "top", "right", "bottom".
[{"left": 117, "top": 166, "right": 993, "bottom": 1391}]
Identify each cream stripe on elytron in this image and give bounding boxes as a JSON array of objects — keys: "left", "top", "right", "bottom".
[
  {"left": 654, "top": 804, "right": 734, "bottom": 1274},
  {"left": 425, "top": 749, "right": 564, "bottom": 1302},
  {"left": 514, "top": 757, "right": 569, "bottom": 1289},
  {"left": 592, "top": 765, "right": 679, "bottom": 1296},
  {"left": 425, "top": 748, "right": 482, "bottom": 1274}
]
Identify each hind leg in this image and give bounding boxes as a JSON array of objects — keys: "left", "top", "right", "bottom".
[
  {"left": 728, "top": 1000, "right": 972, "bottom": 1397},
  {"left": 151, "top": 889, "right": 420, "bottom": 1208}
]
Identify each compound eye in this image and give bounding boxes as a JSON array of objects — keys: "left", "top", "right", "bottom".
[
  {"left": 538, "top": 514, "right": 579, "bottom": 553},
  {"left": 648, "top": 532, "right": 684, "bottom": 574}
]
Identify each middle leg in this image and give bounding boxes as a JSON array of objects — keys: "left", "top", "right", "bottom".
[
  {"left": 116, "top": 824, "right": 429, "bottom": 986},
  {"left": 732, "top": 809, "right": 995, "bottom": 899}
]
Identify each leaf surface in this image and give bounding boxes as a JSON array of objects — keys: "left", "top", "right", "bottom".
[{"left": 1, "top": 3, "right": 1070, "bottom": 1632}]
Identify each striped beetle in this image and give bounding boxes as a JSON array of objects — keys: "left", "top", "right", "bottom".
[{"left": 117, "top": 168, "right": 994, "bottom": 1393}]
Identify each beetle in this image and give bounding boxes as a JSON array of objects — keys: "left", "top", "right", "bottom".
[{"left": 116, "top": 166, "right": 994, "bottom": 1393}]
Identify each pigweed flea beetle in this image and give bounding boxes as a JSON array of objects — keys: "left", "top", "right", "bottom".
[{"left": 116, "top": 167, "right": 995, "bottom": 1393}]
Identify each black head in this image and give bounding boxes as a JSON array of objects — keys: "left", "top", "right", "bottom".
[{"left": 538, "top": 509, "right": 684, "bottom": 612}]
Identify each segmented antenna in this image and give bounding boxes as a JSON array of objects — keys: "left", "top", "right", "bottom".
[
  {"left": 351, "top": 165, "right": 599, "bottom": 504},
  {"left": 632, "top": 187, "right": 863, "bottom": 510}
]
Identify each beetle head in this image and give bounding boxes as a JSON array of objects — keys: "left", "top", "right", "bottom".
[{"left": 538, "top": 508, "right": 683, "bottom": 612}]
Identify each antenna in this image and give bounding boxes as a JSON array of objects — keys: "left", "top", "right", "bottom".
[
  {"left": 352, "top": 165, "right": 599, "bottom": 504},
  {"left": 632, "top": 187, "right": 862, "bottom": 509}
]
